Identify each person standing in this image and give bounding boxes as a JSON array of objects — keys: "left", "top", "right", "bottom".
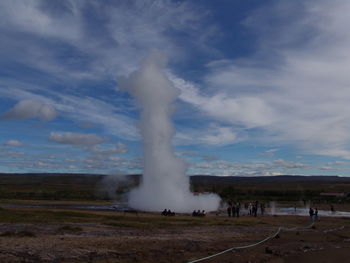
[
  {"left": 309, "top": 207, "right": 314, "bottom": 223},
  {"left": 232, "top": 204, "right": 236, "bottom": 218},
  {"left": 314, "top": 208, "right": 318, "bottom": 221},
  {"left": 248, "top": 203, "right": 252, "bottom": 216},
  {"left": 236, "top": 202, "right": 240, "bottom": 217},
  {"left": 227, "top": 206, "right": 232, "bottom": 217}
]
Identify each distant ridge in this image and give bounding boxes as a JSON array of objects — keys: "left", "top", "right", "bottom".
[
  {"left": 1, "top": 173, "right": 350, "bottom": 183},
  {"left": 189, "top": 175, "right": 350, "bottom": 183}
]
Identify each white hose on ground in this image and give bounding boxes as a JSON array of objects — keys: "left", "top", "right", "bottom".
[{"left": 186, "top": 223, "right": 316, "bottom": 263}]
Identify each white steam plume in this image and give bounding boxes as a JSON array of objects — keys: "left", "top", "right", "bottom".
[{"left": 120, "top": 50, "right": 220, "bottom": 212}]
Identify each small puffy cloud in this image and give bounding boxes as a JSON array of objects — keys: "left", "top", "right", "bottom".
[
  {"left": 49, "top": 132, "right": 106, "bottom": 145},
  {"left": 4, "top": 140, "right": 23, "bottom": 146},
  {"left": 90, "top": 142, "right": 128, "bottom": 154},
  {"left": 0, "top": 100, "right": 57, "bottom": 121},
  {"left": 200, "top": 126, "right": 237, "bottom": 145}
]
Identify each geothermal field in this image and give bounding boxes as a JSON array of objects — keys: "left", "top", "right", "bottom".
[
  {"left": 1, "top": 53, "right": 350, "bottom": 263},
  {"left": 3, "top": 1, "right": 350, "bottom": 262},
  {"left": 1, "top": 174, "right": 350, "bottom": 263}
]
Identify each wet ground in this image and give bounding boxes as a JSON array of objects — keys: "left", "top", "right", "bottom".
[{"left": 2, "top": 202, "right": 350, "bottom": 217}]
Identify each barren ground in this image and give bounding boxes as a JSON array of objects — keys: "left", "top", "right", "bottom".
[{"left": 0, "top": 205, "right": 350, "bottom": 263}]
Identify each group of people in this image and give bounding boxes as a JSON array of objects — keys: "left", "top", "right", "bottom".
[
  {"left": 247, "top": 201, "right": 265, "bottom": 217},
  {"left": 309, "top": 207, "right": 319, "bottom": 222},
  {"left": 226, "top": 201, "right": 241, "bottom": 217},
  {"left": 227, "top": 201, "right": 266, "bottom": 217},
  {"left": 161, "top": 209, "right": 175, "bottom": 216},
  {"left": 192, "top": 210, "right": 206, "bottom": 217}
]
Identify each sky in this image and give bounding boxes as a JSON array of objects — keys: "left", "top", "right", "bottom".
[{"left": 1, "top": 0, "right": 350, "bottom": 176}]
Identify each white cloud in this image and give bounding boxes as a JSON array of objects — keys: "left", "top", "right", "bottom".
[
  {"left": 326, "top": 161, "right": 345, "bottom": 166},
  {"left": 200, "top": 126, "right": 237, "bottom": 145},
  {"left": 258, "top": 149, "right": 279, "bottom": 157},
  {"left": 0, "top": 0, "right": 213, "bottom": 81},
  {"left": 4, "top": 140, "right": 23, "bottom": 146},
  {"left": 49, "top": 132, "right": 106, "bottom": 145},
  {"left": 190, "top": 158, "right": 309, "bottom": 176},
  {"left": 172, "top": 0, "right": 350, "bottom": 159},
  {"left": 170, "top": 74, "right": 276, "bottom": 128},
  {"left": 89, "top": 142, "right": 128, "bottom": 155},
  {"left": 0, "top": 100, "right": 57, "bottom": 121},
  {"left": 0, "top": 86, "right": 138, "bottom": 140},
  {"left": 272, "top": 159, "right": 308, "bottom": 169},
  {"left": 319, "top": 166, "right": 338, "bottom": 171}
]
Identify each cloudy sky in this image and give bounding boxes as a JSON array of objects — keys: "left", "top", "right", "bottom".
[{"left": 1, "top": 0, "right": 350, "bottom": 176}]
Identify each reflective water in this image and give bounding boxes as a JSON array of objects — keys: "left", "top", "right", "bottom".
[
  {"left": 267, "top": 207, "right": 350, "bottom": 217},
  {"left": 1, "top": 203, "right": 350, "bottom": 217}
]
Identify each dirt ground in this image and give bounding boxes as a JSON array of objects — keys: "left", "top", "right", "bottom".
[{"left": 0, "top": 209, "right": 350, "bottom": 263}]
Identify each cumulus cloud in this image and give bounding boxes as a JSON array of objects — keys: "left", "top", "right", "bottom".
[
  {"left": 49, "top": 132, "right": 106, "bottom": 145},
  {"left": 170, "top": 74, "right": 276, "bottom": 128},
  {"left": 0, "top": 100, "right": 57, "bottom": 121},
  {"left": 200, "top": 126, "right": 237, "bottom": 145},
  {"left": 3, "top": 140, "right": 23, "bottom": 146}
]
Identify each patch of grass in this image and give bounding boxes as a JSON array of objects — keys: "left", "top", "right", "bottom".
[
  {"left": 56, "top": 225, "right": 83, "bottom": 232},
  {"left": 105, "top": 222, "right": 152, "bottom": 229},
  {"left": 51, "top": 211, "right": 96, "bottom": 218},
  {"left": 0, "top": 231, "right": 16, "bottom": 237},
  {"left": 0, "top": 208, "right": 99, "bottom": 223},
  {"left": 234, "top": 221, "right": 259, "bottom": 226},
  {"left": 103, "top": 214, "right": 254, "bottom": 229},
  {"left": 0, "top": 230, "right": 36, "bottom": 237},
  {"left": 17, "top": 230, "right": 36, "bottom": 237}
]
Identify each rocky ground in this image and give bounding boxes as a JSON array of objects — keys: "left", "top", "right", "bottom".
[{"left": 0, "top": 208, "right": 349, "bottom": 263}]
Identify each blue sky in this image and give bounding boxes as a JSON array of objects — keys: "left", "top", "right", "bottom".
[{"left": 1, "top": 0, "right": 350, "bottom": 176}]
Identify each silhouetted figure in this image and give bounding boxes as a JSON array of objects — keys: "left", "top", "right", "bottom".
[
  {"left": 248, "top": 203, "right": 253, "bottom": 216},
  {"left": 253, "top": 201, "right": 259, "bottom": 217},
  {"left": 166, "top": 209, "right": 175, "bottom": 216},
  {"left": 192, "top": 210, "right": 198, "bottom": 217},
  {"left": 236, "top": 203, "right": 240, "bottom": 217},
  {"left": 161, "top": 209, "right": 167, "bottom": 216},
  {"left": 232, "top": 204, "right": 236, "bottom": 217},
  {"left": 227, "top": 206, "right": 232, "bottom": 217},
  {"left": 314, "top": 208, "right": 318, "bottom": 221},
  {"left": 260, "top": 203, "right": 265, "bottom": 215},
  {"left": 309, "top": 207, "right": 314, "bottom": 222},
  {"left": 330, "top": 204, "right": 335, "bottom": 213}
]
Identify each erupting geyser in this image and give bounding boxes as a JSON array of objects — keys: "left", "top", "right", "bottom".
[{"left": 120, "top": 51, "right": 220, "bottom": 212}]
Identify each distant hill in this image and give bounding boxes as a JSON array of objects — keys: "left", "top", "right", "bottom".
[
  {"left": 189, "top": 175, "right": 350, "bottom": 184},
  {"left": 1, "top": 173, "right": 350, "bottom": 183},
  {"left": 0, "top": 173, "right": 349, "bottom": 201}
]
